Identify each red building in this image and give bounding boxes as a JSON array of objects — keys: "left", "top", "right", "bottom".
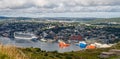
[{"left": 69, "top": 35, "right": 82, "bottom": 40}]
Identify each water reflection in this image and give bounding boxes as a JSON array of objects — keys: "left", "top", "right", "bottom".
[{"left": 0, "top": 37, "right": 81, "bottom": 53}]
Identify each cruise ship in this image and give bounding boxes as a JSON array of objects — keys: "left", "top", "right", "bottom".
[{"left": 14, "top": 32, "right": 38, "bottom": 40}]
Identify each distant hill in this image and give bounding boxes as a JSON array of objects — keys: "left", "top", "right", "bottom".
[
  {"left": 88, "top": 18, "right": 120, "bottom": 24},
  {"left": 0, "top": 16, "right": 33, "bottom": 20},
  {"left": 39, "top": 17, "right": 97, "bottom": 21},
  {"left": 0, "top": 16, "right": 120, "bottom": 23},
  {"left": 0, "top": 16, "right": 96, "bottom": 21}
]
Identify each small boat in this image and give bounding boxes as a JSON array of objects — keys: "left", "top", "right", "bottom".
[
  {"left": 47, "top": 39, "right": 56, "bottom": 42},
  {"left": 40, "top": 38, "right": 47, "bottom": 42}
]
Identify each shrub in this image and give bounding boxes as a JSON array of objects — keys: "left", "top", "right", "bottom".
[
  {"left": 44, "top": 53, "right": 48, "bottom": 56},
  {"left": 65, "top": 56, "right": 72, "bottom": 59},
  {"left": 34, "top": 48, "right": 41, "bottom": 52}
]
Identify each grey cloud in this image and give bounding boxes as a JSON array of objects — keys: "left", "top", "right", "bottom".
[{"left": 0, "top": 0, "right": 120, "bottom": 13}]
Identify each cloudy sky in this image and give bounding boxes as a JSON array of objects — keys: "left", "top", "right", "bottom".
[{"left": 0, "top": 0, "right": 120, "bottom": 18}]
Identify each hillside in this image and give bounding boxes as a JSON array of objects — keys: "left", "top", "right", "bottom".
[
  {"left": 0, "top": 52, "right": 9, "bottom": 59},
  {"left": 0, "top": 44, "right": 29, "bottom": 59},
  {"left": 0, "top": 42, "right": 120, "bottom": 59}
]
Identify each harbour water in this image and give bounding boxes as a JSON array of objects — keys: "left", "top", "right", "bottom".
[{"left": 0, "top": 37, "right": 81, "bottom": 53}]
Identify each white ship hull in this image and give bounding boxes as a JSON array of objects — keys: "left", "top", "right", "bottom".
[
  {"left": 14, "top": 32, "right": 38, "bottom": 40},
  {"left": 14, "top": 36, "right": 36, "bottom": 40}
]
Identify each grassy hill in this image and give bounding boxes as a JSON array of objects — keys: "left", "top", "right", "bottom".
[
  {"left": 0, "top": 44, "right": 29, "bottom": 59},
  {"left": 0, "top": 42, "right": 120, "bottom": 59},
  {"left": 0, "top": 52, "right": 9, "bottom": 59}
]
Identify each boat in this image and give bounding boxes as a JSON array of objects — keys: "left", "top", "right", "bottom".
[
  {"left": 14, "top": 32, "right": 38, "bottom": 40},
  {"left": 76, "top": 41, "right": 87, "bottom": 49},
  {"left": 59, "top": 40, "right": 70, "bottom": 48},
  {"left": 40, "top": 38, "right": 47, "bottom": 42},
  {"left": 47, "top": 39, "right": 56, "bottom": 42}
]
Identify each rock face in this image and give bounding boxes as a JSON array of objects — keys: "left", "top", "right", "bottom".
[{"left": 99, "top": 49, "right": 120, "bottom": 58}]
